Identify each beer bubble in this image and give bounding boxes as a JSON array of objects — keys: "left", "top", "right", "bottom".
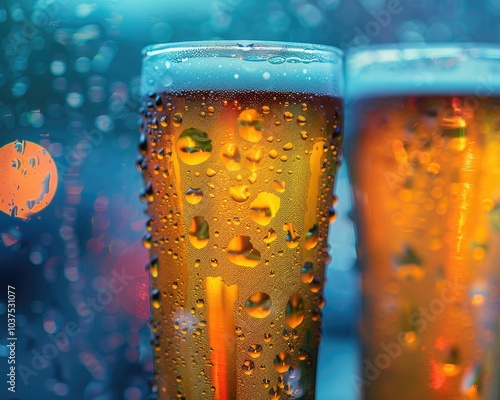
[
  {"left": 300, "top": 262, "right": 314, "bottom": 283},
  {"left": 249, "top": 192, "right": 281, "bottom": 226},
  {"left": 248, "top": 344, "right": 263, "bottom": 358},
  {"left": 177, "top": 127, "right": 212, "bottom": 165},
  {"left": 172, "top": 112, "right": 183, "bottom": 127},
  {"left": 241, "top": 360, "right": 255, "bottom": 375},
  {"left": 185, "top": 188, "right": 203, "bottom": 204},
  {"left": 229, "top": 185, "right": 251, "bottom": 202},
  {"left": 285, "top": 293, "right": 305, "bottom": 328},
  {"left": 304, "top": 224, "right": 319, "bottom": 250},
  {"left": 220, "top": 143, "right": 241, "bottom": 171},
  {"left": 244, "top": 292, "right": 272, "bottom": 318},
  {"left": 227, "top": 236, "right": 261, "bottom": 267},
  {"left": 273, "top": 351, "right": 291, "bottom": 373},
  {"left": 238, "top": 109, "right": 264, "bottom": 142},
  {"left": 188, "top": 216, "right": 210, "bottom": 249}
]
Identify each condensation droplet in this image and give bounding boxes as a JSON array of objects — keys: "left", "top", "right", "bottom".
[
  {"left": 185, "top": 188, "right": 203, "bottom": 204},
  {"left": 238, "top": 109, "right": 264, "bottom": 142},
  {"left": 248, "top": 344, "right": 263, "bottom": 359},
  {"left": 152, "top": 289, "right": 160, "bottom": 309},
  {"left": 283, "top": 223, "right": 300, "bottom": 248},
  {"left": 249, "top": 192, "right": 281, "bottom": 226},
  {"left": 227, "top": 236, "right": 261, "bottom": 267},
  {"left": 220, "top": 143, "right": 241, "bottom": 171},
  {"left": 177, "top": 128, "right": 212, "bottom": 165},
  {"left": 245, "top": 292, "right": 272, "bottom": 318},
  {"left": 285, "top": 293, "right": 305, "bottom": 328},
  {"left": 229, "top": 185, "right": 251, "bottom": 202},
  {"left": 189, "top": 216, "right": 210, "bottom": 249},
  {"left": 273, "top": 351, "right": 291, "bottom": 373},
  {"left": 241, "top": 360, "right": 255, "bottom": 375},
  {"left": 300, "top": 262, "right": 314, "bottom": 283},
  {"left": 304, "top": 224, "right": 319, "bottom": 250}
]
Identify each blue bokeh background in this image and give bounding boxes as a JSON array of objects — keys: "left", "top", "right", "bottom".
[{"left": 0, "top": 0, "right": 499, "bottom": 399}]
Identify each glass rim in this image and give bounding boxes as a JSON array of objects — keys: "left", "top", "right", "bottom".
[
  {"left": 142, "top": 40, "right": 343, "bottom": 61},
  {"left": 347, "top": 42, "right": 500, "bottom": 68}
]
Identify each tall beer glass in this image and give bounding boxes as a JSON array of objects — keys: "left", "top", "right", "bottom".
[
  {"left": 139, "top": 41, "right": 343, "bottom": 400},
  {"left": 347, "top": 45, "right": 500, "bottom": 399}
]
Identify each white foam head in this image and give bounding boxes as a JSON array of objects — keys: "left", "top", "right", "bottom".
[
  {"left": 141, "top": 41, "right": 343, "bottom": 97},
  {"left": 347, "top": 44, "right": 500, "bottom": 100}
]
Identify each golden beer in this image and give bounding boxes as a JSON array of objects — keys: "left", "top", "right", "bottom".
[
  {"left": 348, "top": 46, "right": 500, "bottom": 399},
  {"left": 140, "top": 42, "right": 343, "bottom": 400}
]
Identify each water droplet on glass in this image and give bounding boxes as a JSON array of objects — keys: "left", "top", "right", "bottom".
[
  {"left": 262, "top": 106, "right": 270, "bottom": 115},
  {"left": 273, "top": 351, "right": 291, "bottom": 373},
  {"left": 272, "top": 180, "right": 286, "bottom": 193},
  {"left": 229, "top": 185, "right": 251, "bottom": 202},
  {"left": 283, "top": 223, "right": 300, "bottom": 248},
  {"left": 297, "top": 116, "right": 306, "bottom": 126},
  {"left": 244, "top": 292, "right": 272, "bottom": 318},
  {"left": 305, "top": 224, "right": 319, "bottom": 250},
  {"left": 177, "top": 127, "right": 212, "bottom": 165},
  {"left": 189, "top": 216, "right": 209, "bottom": 249},
  {"left": 149, "top": 256, "right": 159, "bottom": 278},
  {"left": 269, "top": 386, "right": 281, "bottom": 400},
  {"left": 284, "top": 111, "right": 293, "bottom": 122},
  {"left": 241, "top": 360, "right": 255, "bottom": 375},
  {"left": 227, "top": 236, "right": 261, "bottom": 267},
  {"left": 263, "top": 228, "right": 277, "bottom": 244},
  {"left": 245, "top": 146, "right": 263, "bottom": 171},
  {"left": 220, "top": 143, "right": 241, "bottom": 171},
  {"left": 238, "top": 109, "right": 264, "bottom": 142},
  {"left": 248, "top": 344, "right": 263, "bottom": 358},
  {"left": 285, "top": 293, "right": 305, "bottom": 328},
  {"left": 300, "top": 262, "right": 314, "bottom": 283},
  {"left": 185, "top": 188, "right": 203, "bottom": 204},
  {"left": 172, "top": 112, "right": 183, "bottom": 127},
  {"left": 249, "top": 192, "right": 281, "bottom": 226},
  {"left": 152, "top": 289, "right": 160, "bottom": 309}
]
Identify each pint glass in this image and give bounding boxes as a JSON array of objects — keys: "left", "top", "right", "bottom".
[
  {"left": 139, "top": 41, "right": 343, "bottom": 399},
  {"left": 347, "top": 45, "right": 500, "bottom": 399}
]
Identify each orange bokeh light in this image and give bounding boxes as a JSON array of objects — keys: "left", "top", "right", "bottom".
[{"left": 0, "top": 139, "right": 58, "bottom": 219}]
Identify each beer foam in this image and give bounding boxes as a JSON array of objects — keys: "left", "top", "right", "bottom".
[
  {"left": 141, "top": 41, "right": 343, "bottom": 97},
  {"left": 347, "top": 45, "right": 500, "bottom": 100}
]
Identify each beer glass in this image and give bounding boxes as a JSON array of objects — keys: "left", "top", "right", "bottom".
[
  {"left": 139, "top": 41, "right": 343, "bottom": 399},
  {"left": 347, "top": 45, "right": 500, "bottom": 399}
]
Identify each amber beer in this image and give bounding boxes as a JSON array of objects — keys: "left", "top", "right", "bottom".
[
  {"left": 348, "top": 47, "right": 500, "bottom": 399},
  {"left": 140, "top": 42, "right": 343, "bottom": 400}
]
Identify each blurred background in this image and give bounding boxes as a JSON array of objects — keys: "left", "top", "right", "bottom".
[{"left": 0, "top": 0, "right": 499, "bottom": 399}]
